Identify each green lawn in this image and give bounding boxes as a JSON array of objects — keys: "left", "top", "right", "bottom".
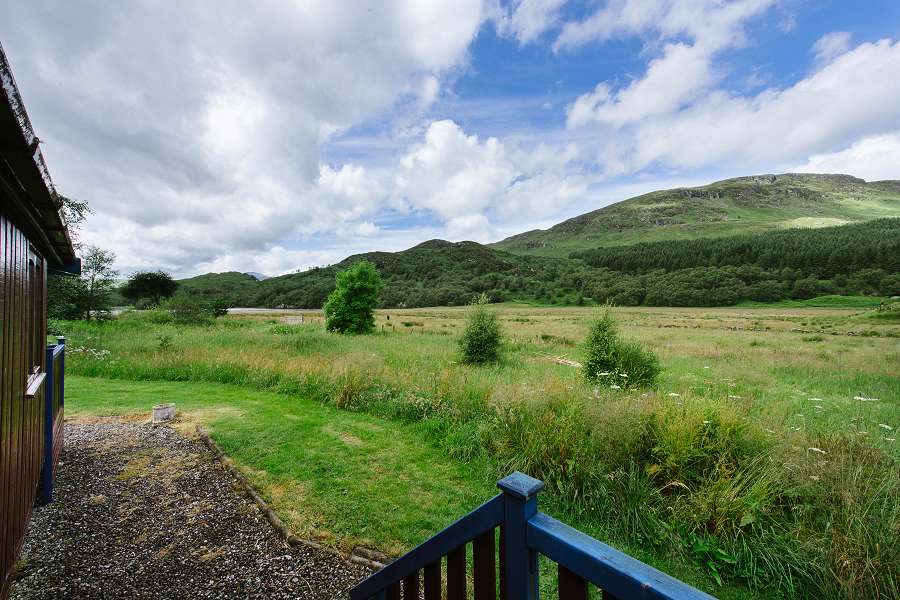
[{"left": 66, "top": 375, "right": 494, "bottom": 554}]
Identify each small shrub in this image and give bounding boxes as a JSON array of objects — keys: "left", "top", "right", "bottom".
[
  {"left": 582, "top": 310, "right": 660, "bottom": 388},
  {"left": 47, "top": 317, "right": 66, "bottom": 337},
  {"left": 144, "top": 307, "right": 175, "bottom": 324},
  {"left": 207, "top": 299, "right": 230, "bottom": 317},
  {"left": 539, "top": 333, "right": 575, "bottom": 346},
  {"left": 459, "top": 293, "right": 502, "bottom": 364},
  {"left": 156, "top": 333, "right": 173, "bottom": 351},
  {"left": 165, "top": 294, "right": 213, "bottom": 326}
]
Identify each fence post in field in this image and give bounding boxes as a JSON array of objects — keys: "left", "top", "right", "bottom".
[
  {"left": 39, "top": 342, "right": 55, "bottom": 505},
  {"left": 498, "top": 472, "right": 543, "bottom": 600}
]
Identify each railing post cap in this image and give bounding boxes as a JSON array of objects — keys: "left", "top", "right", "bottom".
[{"left": 497, "top": 472, "right": 544, "bottom": 500}]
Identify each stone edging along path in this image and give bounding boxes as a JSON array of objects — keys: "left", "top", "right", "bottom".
[{"left": 194, "top": 425, "right": 389, "bottom": 572}]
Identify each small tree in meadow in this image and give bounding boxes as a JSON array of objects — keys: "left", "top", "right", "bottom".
[
  {"left": 121, "top": 270, "right": 179, "bottom": 306},
  {"left": 324, "top": 261, "right": 384, "bottom": 334},
  {"left": 459, "top": 293, "right": 502, "bottom": 364},
  {"left": 583, "top": 309, "right": 660, "bottom": 388}
]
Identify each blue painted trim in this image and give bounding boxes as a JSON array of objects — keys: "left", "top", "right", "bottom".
[
  {"left": 38, "top": 343, "right": 55, "bottom": 505},
  {"left": 349, "top": 494, "right": 504, "bottom": 600},
  {"left": 497, "top": 471, "right": 544, "bottom": 500},
  {"left": 527, "top": 513, "right": 717, "bottom": 600},
  {"left": 502, "top": 477, "right": 541, "bottom": 599}
]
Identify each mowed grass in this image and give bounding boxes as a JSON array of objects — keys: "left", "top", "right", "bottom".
[
  {"left": 56, "top": 303, "right": 899, "bottom": 598},
  {"left": 66, "top": 376, "right": 494, "bottom": 554}
]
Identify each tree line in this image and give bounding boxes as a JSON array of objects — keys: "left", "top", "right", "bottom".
[{"left": 221, "top": 220, "right": 899, "bottom": 309}]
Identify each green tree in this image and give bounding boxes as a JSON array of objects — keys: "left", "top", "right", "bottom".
[
  {"left": 324, "top": 261, "right": 384, "bottom": 334},
  {"left": 458, "top": 293, "right": 502, "bottom": 364},
  {"left": 78, "top": 245, "right": 119, "bottom": 320},
  {"left": 121, "top": 270, "right": 179, "bottom": 306},
  {"left": 57, "top": 194, "right": 91, "bottom": 248},
  {"left": 48, "top": 272, "right": 86, "bottom": 320},
  {"left": 48, "top": 193, "right": 93, "bottom": 319}
]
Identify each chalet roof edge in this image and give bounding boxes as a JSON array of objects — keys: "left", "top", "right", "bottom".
[{"left": 0, "top": 41, "right": 76, "bottom": 267}]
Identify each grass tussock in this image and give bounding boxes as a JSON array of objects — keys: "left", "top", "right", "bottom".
[{"left": 56, "top": 306, "right": 899, "bottom": 599}]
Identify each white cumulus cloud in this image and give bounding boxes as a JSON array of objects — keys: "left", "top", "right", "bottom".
[{"left": 794, "top": 132, "right": 900, "bottom": 181}]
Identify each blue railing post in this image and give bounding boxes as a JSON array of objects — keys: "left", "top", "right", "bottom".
[
  {"left": 38, "top": 342, "right": 55, "bottom": 505},
  {"left": 498, "top": 471, "right": 544, "bottom": 600},
  {"left": 57, "top": 336, "right": 65, "bottom": 409}
]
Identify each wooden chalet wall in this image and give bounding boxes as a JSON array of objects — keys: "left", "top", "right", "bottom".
[
  {"left": 0, "top": 39, "right": 76, "bottom": 598},
  {"left": 0, "top": 212, "right": 47, "bottom": 597}
]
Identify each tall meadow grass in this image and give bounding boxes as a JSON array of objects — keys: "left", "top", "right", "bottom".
[{"left": 58, "top": 310, "right": 899, "bottom": 598}]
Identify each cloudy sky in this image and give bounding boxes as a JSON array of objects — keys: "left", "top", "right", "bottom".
[{"left": 3, "top": 1, "right": 899, "bottom": 277}]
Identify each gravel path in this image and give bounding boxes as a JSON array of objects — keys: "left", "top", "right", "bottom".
[{"left": 11, "top": 421, "right": 372, "bottom": 599}]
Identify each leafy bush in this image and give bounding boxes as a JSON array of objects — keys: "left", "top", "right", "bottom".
[
  {"left": 144, "top": 307, "right": 175, "bottom": 324},
  {"left": 582, "top": 310, "right": 660, "bottom": 388},
  {"left": 47, "top": 317, "right": 67, "bottom": 337},
  {"left": 165, "top": 294, "right": 213, "bottom": 326},
  {"left": 324, "top": 261, "right": 384, "bottom": 334},
  {"left": 458, "top": 293, "right": 502, "bottom": 364},
  {"left": 207, "top": 298, "right": 230, "bottom": 317}
]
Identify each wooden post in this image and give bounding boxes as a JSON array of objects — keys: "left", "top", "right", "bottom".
[{"left": 497, "top": 472, "right": 543, "bottom": 600}]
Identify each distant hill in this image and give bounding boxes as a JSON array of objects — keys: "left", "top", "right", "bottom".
[
  {"left": 491, "top": 173, "right": 900, "bottom": 257},
  {"left": 174, "top": 174, "right": 899, "bottom": 308},
  {"left": 188, "top": 240, "right": 593, "bottom": 308},
  {"left": 244, "top": 272, "right": 269, "bottom": 281},
  {"left": 177, "top": 219, "right": 899, "bottom": 309},
  {"left": 176, "top": 271, "right": 261, "bottom": 304}
]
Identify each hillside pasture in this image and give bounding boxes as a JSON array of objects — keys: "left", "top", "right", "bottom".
[{"left": 58, "top": 303, "right": 898, "bottom": 599}]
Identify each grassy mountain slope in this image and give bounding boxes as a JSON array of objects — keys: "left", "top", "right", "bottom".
[
  {"left": 491, "top": 173, "right": 900, "bottom": 257},
  {"left": 177, "top": 219, "right": 899, "bottom": 309},
  {"left": 176, "top": 271, "right": 261, "bottom": 304}
]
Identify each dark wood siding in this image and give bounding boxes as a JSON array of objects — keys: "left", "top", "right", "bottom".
[{"left": 1, "top": 212, "right": 47, "bottom": 597}]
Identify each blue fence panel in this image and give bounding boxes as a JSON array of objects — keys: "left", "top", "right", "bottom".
[
  {"left": 38, "top": 337, "right": 65, "bottom": 506},
  {"left": 350, "top": 471, "right": 717, "bottom": 600}
]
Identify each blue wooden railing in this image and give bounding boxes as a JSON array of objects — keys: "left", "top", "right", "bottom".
[
  {"left": 350, "top": 472, "right": 715, "bottom": 600},
  {"left": 38, "top": 337, "right": 65, "bottom": 505}
]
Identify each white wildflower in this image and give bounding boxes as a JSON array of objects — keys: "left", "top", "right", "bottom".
[
  {"left": 808, "top": 447, "right": 827, "bottom": 455},
  {"left": 668, "top": 392, "right": 680, "bottom": 397},
  {"left": 610, "top": 384, "right": 621, "bottom": 390}
]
